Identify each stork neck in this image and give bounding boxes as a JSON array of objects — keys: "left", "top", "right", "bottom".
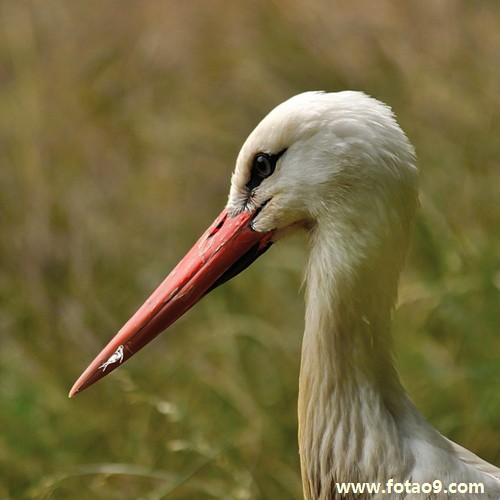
[
  {"left": 298, "top": 221, "right": 415, "bottom": 497},
  {"left": 302, "top": 220, "right": 406, "bottom": 387}
]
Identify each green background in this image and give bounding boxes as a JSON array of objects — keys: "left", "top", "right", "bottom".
[{"left": 1, "top": 1, "right": 498, "bottom": 498}]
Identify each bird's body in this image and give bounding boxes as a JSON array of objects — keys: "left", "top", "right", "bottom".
[
  {"left": 228, "top": 91, "right": 500, "bottom": 499},
  {"left": 71, "top": 91, "right": 499, "bottom": 499}
]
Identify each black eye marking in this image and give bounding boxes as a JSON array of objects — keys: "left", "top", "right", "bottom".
[{"left": 246, "top": 148, "right": 287, "bottom": 192}]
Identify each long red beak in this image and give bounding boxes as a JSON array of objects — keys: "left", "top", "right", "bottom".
[{"left": 69, "top": 207, "right": 273, "bottom": 397}]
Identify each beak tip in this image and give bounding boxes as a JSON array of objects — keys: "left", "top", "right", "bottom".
[
  {"left": 68, "top": 381, "right": 82, "bottom": 398},
  {"left": 68, "top": 367, "right": 100, "bottom": 399}
]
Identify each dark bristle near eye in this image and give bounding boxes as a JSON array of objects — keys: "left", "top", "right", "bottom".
[{"left": 246, "top": 148, "right": 287, "bottom": 192}]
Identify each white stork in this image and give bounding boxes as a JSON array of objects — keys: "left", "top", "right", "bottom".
[{"left": 70, "top": 91, "right": 500, "bottom": 499}]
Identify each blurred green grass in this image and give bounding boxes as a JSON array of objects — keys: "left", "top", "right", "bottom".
[{"left": 0, "top": 0, "right": 499, "bottom": 498}]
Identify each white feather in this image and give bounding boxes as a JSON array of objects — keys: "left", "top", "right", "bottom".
[{"left": 227, "top": 91, "right": 499, "bottom": 499}]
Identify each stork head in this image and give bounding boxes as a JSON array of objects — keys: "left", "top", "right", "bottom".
[
  {"left": 228, "top": 91, "right": 418, "bottom": 245},
  {"left": 69, "top": 91, "right": 419, "bottom": 397}
]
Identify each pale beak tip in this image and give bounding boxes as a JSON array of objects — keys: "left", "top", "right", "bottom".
[
  {"left": 68, "top": 366, "right": 103, "bottom": 398},
  {"left": 68, "top": 381, "right": 82, "bottom": 398}
]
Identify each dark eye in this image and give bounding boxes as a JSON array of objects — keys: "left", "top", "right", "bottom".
[
  {"left": 246, "top": 149, "right": 287, "bottom": 192},
  {"left": 253, "top": 154, "right": 274, "bottom": 178}
]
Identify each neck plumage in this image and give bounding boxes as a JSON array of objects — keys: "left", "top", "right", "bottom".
[{"left": 298, "top": 219, "right": 419, "bottom": 499}]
